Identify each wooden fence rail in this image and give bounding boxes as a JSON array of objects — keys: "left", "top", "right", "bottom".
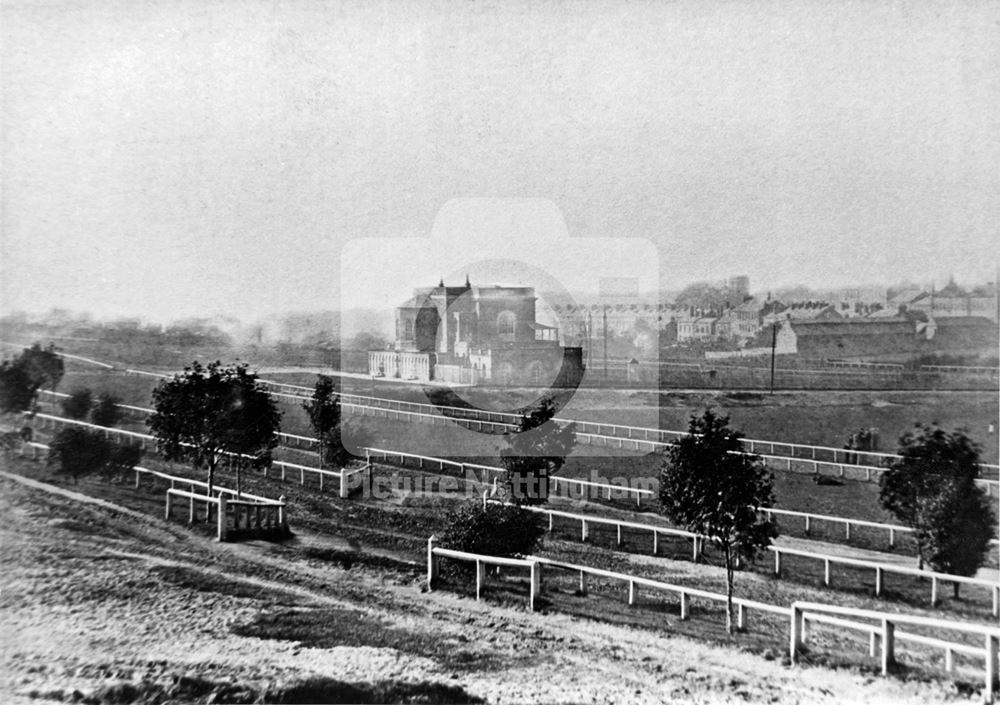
[
  {"left": 790, "top": 600, "right": 1000, "bottom": 700},
  {"left": 424, "top": 537, "right": 1000, "bottom": 702},
  {"left": 496, "top": 497, "right": 1000, "bottom": 618}
]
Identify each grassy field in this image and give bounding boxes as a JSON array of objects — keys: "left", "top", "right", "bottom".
[{"left": 4, "top": 442, "right": 996, "bottom": 704}]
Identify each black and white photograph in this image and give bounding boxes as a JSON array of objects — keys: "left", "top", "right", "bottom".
[{"left": 1, "top": 1, "right": 998, "bottom": 703}]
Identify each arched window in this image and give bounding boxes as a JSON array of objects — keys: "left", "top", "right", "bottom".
[{"left": 497, "top": 311, "right": 516, "bottom": 342}]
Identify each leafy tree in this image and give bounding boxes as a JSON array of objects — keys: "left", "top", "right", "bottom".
[
  {"left": 148, "top": 361, "right": 282, "bottom": 497},
  {"left": 879, "top": 424, "right": 994, "bottom": 597},
  {"left": 302, "top": 375, "right": 349, "bottom": 467},
  {"left": 100, "top": 442, "right": 144, "bottom": 483},
  {"left": 47, "top": 427, "right": 143, "bottom": 484},
  {"left": 62, "top": 388, "right": 94, "bottom": 420},
  {"left": 0, "top": 343, "right": 65, "bottom": 414},
  {"left": 440, "top": 500, "right": 546, "bottom": 559},
  {"left": 499, "top": 397, "right": 576, "bottom": 505},
  {"left": 19, "top": 343, "right": 65, "bottom": 399},
  {"left": 91, "top": 392, "right": 123, "bottom": 428},
  {"left": 0, "top": 360, "right": 36, "bottom": 414},
  {"left": 48, "top": 427, "right": 111, "bottom": 484},
  {"left": 658, "top": 409, "right": 778, "bottom": 633}
]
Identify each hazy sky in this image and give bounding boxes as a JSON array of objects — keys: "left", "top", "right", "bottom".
[{"left": 2, "top": 0, "right": 998, "bottom": 322}]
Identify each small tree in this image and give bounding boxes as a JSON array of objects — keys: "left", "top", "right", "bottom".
[
  {"left": 0, "top": 343, "right": 65, "bottom": 415},
  {"left": 658, "top": 409, "right": 777, "bottom": 633},
  {"left": 100, "top": 441, "right": 144, "bottom": 483},
  {"left": 879, "top": 424, "right": 994, "bottom": 597},
  {"left": 500, "top": 397, "right": 576, "bottom": 505},
  {"left": 91, "top": 392, "right": 123, "bottom": 428},
  {"left": 62, "top": 388, "right": 94, "bottom": 420},
  {"left": 148, "top": 361, "right": 282, "bottom": 497},
  {"left": 19, "top": 343, "right": 65, "bottom": 401},
  {"left": 48, "top": 427, "right": 111, "bottom": 484},
  {"left": 302, "top": 375, "right": 349, "bottom": 467},
  {"left": 0, "top": 360, "right": 36, "bottom": 415}
]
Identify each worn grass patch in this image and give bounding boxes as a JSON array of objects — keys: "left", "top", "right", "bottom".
[
  {"left": 231, "top": 606, "right": 508, "bottom": 672},
  {"left": 149, "top": 565, "right": 275, "bottom": 602}
]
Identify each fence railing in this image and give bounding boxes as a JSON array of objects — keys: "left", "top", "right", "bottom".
[
  {"left": 427, "top": 538, "right": 542, "bottom": 610},
  {"left": 267, "top": 459, "right": 369, "bottom": 498},
  {"left": 164, "top": 488, "right": 285, "bottom": 541},
  {"left": 790, "top": 600, "right": 1000, "bottom": 700},
  {"left": 770, "top": 545, "right": 1000, "bottom": 617},
  {"left": 363, "top": 446, "right": 653, "bottom": 506},
  {"left": 424, "top": 537, "right": 1000, "bottom": 701},
  {"left": 498, "top": 496, "right": 1000, "bottom": 618},
  {"left": 35, "top": 384, "right": 1000, "bottom": 482}
]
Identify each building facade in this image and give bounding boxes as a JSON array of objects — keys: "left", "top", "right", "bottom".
[{"left": 370, "top": 278, "right": 584, "bottom": 386}]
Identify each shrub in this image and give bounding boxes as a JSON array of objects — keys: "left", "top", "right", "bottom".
[
  {"left": 440, "top": 501, "right": 545, "bottom": 559},
  {"left": 48, "top": 427, "right": 111, "bottom": 483},
  {"left": 61, "top": 388, "right": 93, "bottom": 420},
  {"left": 91, "top": 392, "right": 123, "bottom": 428}
]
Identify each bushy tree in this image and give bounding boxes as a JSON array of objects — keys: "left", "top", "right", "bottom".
[
  {"left": 440, "top": 500, "right": 546, "bottom": 559},
  {"left": 18, "top": 343, "right": 65, "bottom": 398},
  {"left": 100, "top": 442, "right": 144, "bottom": 483},
  {"left": 48, "top": 427, "right": 143, "bottom": 484},
  {"left": 48, "top": 427, "right": 111, "bottom": 484},
  {"left": 500, "top": 397, "right": 576, "bottom": 505},
  {"left": 0, "top": 360, "right": 36, "bottom": 414},
  {"left": 658, "top": 409, "right": 778, "bottom": 633},
  {"left": 302, "top": 375, "right": 349, "bottom": 467},
  {"left": 0, "top": 343, "right": 65, "bottom": 414},
  {"left": 879, "top": 424, "right": 994, "bottom": 597},
  {"left": 91, "top": 392, "right": 123, "bottom": 428},
  {"left": 62, "top": 388, "right": 93, "bottom": 420},
  {"left": 148, "top": 361, "right": 282, "bottom": 496}
]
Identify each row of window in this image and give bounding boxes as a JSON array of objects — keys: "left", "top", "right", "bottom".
[{"left": 397, "top": 311, "right": 518, "bottom": 341}]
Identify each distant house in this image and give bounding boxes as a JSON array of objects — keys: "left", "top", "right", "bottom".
[
  {"left": 677, "top": 312, "right": 719, "bottom": 342},
  {"left": 774, "top": 315, "right": 998, "bottom": 358},
  {"left": 763, "top": 301, "right": 841, "bottom": 328},
  {"left": 774, "top": 318, "right": 922, "bottom": 357},
  {"left": 909, "top": 279, "right": 998, "bottom": 322}
]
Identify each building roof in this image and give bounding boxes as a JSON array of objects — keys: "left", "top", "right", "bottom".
[{"left": 786, "top": 318, "right": 917, "bottom": 337}]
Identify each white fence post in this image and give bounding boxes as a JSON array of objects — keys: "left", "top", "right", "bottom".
[
  {"left": 986, "top": 635, "right": 998, "bottom": 702},
  {"left": 164, "top": 491, "right": 173, "bottom": 520},
  {"left": 679, "top": 591, "right": 689, "bottom": 620},
  {"left": 339, "top": 469, "right": 349, "bottom": 498},
  {"left": 790, "top": 604, "right": 803, "bottom": 663},
  {"left": 881, "top": 619, "right": 895, "bottom": 675},
  {"left": 427, "top": 536, "right": 439, "bottom": 589},
  {"left": 530, "top": 561, "right": 541, "bottom": 612},
  {"left": 628, "top": 580, "right": 636, "bottom": 606},
  {"left": 579, "top": 570, "right": 588, "bottom": 596},
  {"left": 774, "top": 550, "right": 781, "bottom": 577},
  {"left": 475, "top": 560, "right": 485, "bottom": 600},
  {"left": 217, "top": 494, "right": 228, "bottom": 542}
]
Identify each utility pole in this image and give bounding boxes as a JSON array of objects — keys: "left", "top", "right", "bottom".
[
  {"left": 603, "top": 305, "right": 608, "bottom": 383},
  {"left": 769, "top": 322, "right": 778, "bottom": 395},
  {"left": 586, "top": 311, "right": 593, "bottom": 371}
]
